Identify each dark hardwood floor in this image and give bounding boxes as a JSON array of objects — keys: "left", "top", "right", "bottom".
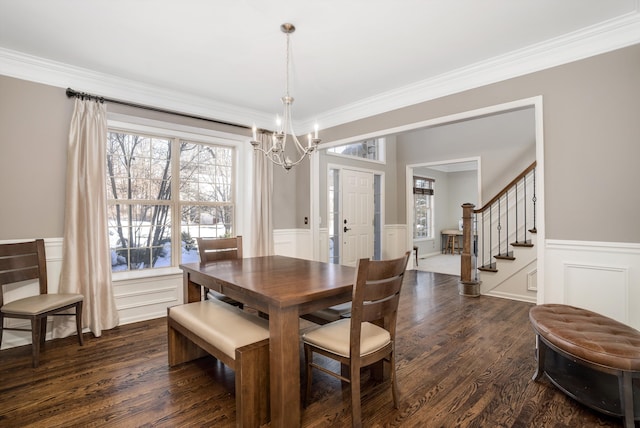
[{"left": 0, "top": 270, "right": 625, "bottom": 427}]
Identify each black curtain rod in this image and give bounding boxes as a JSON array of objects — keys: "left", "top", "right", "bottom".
[{"left": 65, "top": 88, "right": 251, "bottom": 131}]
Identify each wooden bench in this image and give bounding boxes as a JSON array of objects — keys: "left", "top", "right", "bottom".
[
  {"left": 168, "top": 299, "right": 270, "bottom": 427},
  {"left": 530, "top": 304, "right": 640, "bottom": 428}
]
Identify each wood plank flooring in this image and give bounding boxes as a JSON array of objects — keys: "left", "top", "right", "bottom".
[{"left": 0, "top": 270, "right": 625, "bottom": 427}]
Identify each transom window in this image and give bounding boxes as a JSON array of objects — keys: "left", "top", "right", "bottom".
[
  {"left": 327, "top": 138, "right": 385, "bottom": 162},
  {"left": 107, "top": 128, "right": 235, "bottom": 273},
  {"left": 413, "top": 176, "right": 434, "bottom": 239}
]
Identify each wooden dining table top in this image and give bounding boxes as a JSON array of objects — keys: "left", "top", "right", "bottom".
[{"left": 181, "top": 255, "right": 356, "bottom": 310}]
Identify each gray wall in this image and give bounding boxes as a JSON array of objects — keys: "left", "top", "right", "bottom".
[
  {"left": 446, "top": 170, "right": 478, "bottom": 224},
  {"left": 0, "top": 79, "right": 72, "bottom": 239},
  {"left": 315, "top": 44, "right": 640, "bottom": 243}
]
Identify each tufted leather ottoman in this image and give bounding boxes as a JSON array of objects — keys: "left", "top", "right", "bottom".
[{"left": 530, "top": 304, "right": 640, "bottom": 428}]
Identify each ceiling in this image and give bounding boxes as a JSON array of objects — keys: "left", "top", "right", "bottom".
[{"left": 1, "top": 1, "right": 639, "bottom": 133}]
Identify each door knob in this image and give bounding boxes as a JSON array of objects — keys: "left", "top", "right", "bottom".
[{"left": 344, "top": 226, "right": 351, "bottom": 233}]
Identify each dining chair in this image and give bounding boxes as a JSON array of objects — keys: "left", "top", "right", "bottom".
[
  {"left": 302, "top": 251, "right": 411, "bottom": 428},
  {"left": 196, "top": 236, "right": 243, "bottom": 307},
  {"left": 0, "top": 239, "right": 84, "bottom": 367}
]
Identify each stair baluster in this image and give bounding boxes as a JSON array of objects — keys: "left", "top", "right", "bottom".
[
  {"left": 470, "top": 161, "right": 536, "bottom": 278},
  {"left": 523, "top": 172, "right": 528, "bottom": 244}
]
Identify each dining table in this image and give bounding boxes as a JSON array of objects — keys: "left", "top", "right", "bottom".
[{"left": 180, "top": 255, "right": 356, "bottom": 427}]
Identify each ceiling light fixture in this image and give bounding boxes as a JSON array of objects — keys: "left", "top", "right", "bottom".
[{"left": 250, "top": 23, "right": 320, "bottom": 171}]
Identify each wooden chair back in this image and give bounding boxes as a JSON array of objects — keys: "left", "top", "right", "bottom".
[
  {"left": 195, "top": 236, "right": 244, "bottom": 308},
  {"left": 0, "top": 239, "right": 48, "bottom": 307},
  {"left": 349, "top": 251, "right": 410, "bottom": 359},
  {"left": 196, "top": 236, "right": 243, "bottom": 264}
]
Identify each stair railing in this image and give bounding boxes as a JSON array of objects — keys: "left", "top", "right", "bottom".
[{"left": 460, "top": 161, "right": 537, "bottom": 294}]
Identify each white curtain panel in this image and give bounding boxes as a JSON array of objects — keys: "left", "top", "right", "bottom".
[
  {"left": 250, "top": 132, "right": 274, "bottom": 256},
  {"left": 53, "top": 98, "right": 119, "bottom": 338}
]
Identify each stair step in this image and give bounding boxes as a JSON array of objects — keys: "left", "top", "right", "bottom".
[
  {"left": 494, "top": 252, "right": 515, "bottom": 260},
  {"left": 478, "top": 262, "right": 497, "bottom": 272},
  {"left": 511, "top": 240, "right": 534, "bottom": 248}
]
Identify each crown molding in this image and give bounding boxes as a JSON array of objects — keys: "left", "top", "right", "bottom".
[
  {"left": 2, "top": 8, "right": 639, "bottom": 133},
  {"left": 312, "top": 8, "right": 640, "bottom": 130},
  {"left": 0, "top": 47, "right": 273, "bottom": 130}
]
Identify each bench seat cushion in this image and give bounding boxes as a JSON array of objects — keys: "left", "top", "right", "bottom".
[
  {"left": 530, "top": 304, "right": 640, "bottom": 371},
  {"left": 169, "top": 299, "right": 269, "bottom": 360}
]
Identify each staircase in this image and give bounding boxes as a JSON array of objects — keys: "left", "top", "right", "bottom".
[{"left": 460, "top": 162, "right": 538, "bottom": 302}]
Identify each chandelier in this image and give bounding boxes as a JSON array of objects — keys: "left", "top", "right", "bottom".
[{"left": 250, "top": 23, "right": 320, "bottom": 171}]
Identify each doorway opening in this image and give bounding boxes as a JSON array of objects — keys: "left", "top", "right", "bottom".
[{"left": 408, "top": 158, "right": 480, "bottom": 269}]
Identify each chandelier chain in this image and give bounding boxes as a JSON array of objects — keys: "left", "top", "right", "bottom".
[{"left": 285, "top": 31, "right": 290, "bottom": 98}]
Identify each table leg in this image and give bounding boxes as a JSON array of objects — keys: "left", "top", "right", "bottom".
[
  {"left": 269, "top": 305, "right": 301, "bottom": 427},
  {"left": 183, "top": 272, "right": 202, "bottom": 303}
]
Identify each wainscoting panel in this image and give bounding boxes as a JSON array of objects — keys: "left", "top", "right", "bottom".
[
  {"left": 383, "top": 224, "right": 409, "bottom": 262},
  {"left": 564, "top": 263, "right": 628, "bottom": 323},
  {"left": 273, "top": 229, "right": 313, "bottom": 260},
  {"left": 545, "top": 239, "right": 640, "bottom": 330},
  {"left": 318, "top": 228, "right": 329, "bottom": 263},
  {"left": 112, "top": 272, "right": 182, "bottom": 325}
]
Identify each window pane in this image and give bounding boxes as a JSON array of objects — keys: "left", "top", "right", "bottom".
[
  {"left": 327, "top": 138, "right": 383, "bottom": 161},
  {"left": 107, "top": 132, "right": 171, "bottom": 201},
  {"left": 328, "top": 169, "right": 340, "bottom": 264},
  {"left": 108, "top": 204, "right": 172, "bottom": 272},
  {"left": 413, "top": 177, "right": 434, "bottom": 239},
  {"left": 180, "top": 141, "right": 233, "bottom": 202},
  {"left": 181, "top": 205, "right": 234, "bottom": 239}
]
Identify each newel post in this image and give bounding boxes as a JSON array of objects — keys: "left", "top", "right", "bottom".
[{"left": 459, "top": 203, "right": 480, "bottom": 297}]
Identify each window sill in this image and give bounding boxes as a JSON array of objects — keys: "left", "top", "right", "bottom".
[{"left": 112, "top": 267, "right": 182, "bottom": 283}]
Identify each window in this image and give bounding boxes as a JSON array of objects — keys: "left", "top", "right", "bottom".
[
  {"left": 328, "top": 168, "right": 340, "bottom": 265},
  {"left": 107, "top": 128, "right": 235, "bottom": 273},
  {"left": 413, "top": 176, "right": 434, "bottom": 239},
  {"left": 327, "top": 138, "right": 385, "bottom": 162}
]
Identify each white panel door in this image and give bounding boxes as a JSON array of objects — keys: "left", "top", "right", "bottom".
[{"left": 341, "top": 169, "right": 374, "bottom": 267}]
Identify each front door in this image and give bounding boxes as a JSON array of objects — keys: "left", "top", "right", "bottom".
[{"left": 341, "top": 169, "right": 374, "bottom": 267}]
